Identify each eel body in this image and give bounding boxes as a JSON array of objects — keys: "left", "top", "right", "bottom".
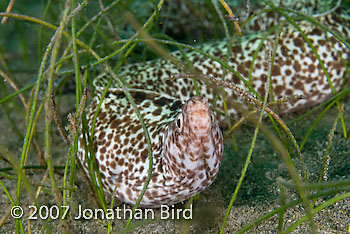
[{"left": 78, "top": 2, "right": 349, "bottom": 207}]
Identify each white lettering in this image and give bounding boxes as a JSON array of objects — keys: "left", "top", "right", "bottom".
[{"left": 161, "top": 205, "right": 169, "bottom": 219}]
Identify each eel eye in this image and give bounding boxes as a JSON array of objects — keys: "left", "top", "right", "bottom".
[{"left": 176, "top": 113, "right": 183, "bottom": 132}]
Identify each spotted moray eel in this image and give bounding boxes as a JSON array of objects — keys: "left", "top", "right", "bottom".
[{"left": 77, "top": 2, "right": 349, "bottom": 207}]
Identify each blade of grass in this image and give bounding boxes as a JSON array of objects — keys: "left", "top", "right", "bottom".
[
  {"left": 0, "top": 82, "right": 36, "bottom": 105},
  {"left": 237, "top": 181, "right": 350, "bottom": 233},
  {"left": 282, "top": 192, "right": 350, "bottom": 233},
  {"left": 43, "top": 0, "right": 72, "bottom": 230},
  {"left": 221, "top": 20, "right": 280, "bottom": 232}
]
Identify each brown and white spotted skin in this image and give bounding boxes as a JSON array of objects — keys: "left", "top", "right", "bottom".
[
  {"left": 94, "top": 5, "right": 349, "bottom": 122},
  {"left": 77, "top": 89, "right": 223, "bottom": 207},
  {"left": 78, "top": 2, "right": 349, "bottom": 207}
]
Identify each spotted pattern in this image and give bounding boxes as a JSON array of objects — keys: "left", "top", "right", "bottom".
[
  {"left": 78, "top": 2, "right": 349, "bottom": 207},
  {"left": 95, "top": 5, "right": 349, "bottom": 122},
  {"left": 78, "top": 90, "right": 223, "bottom": 207}
]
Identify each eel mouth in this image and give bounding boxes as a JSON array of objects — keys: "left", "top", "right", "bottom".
[{"left": 185, "top": 96, "right": 212, "bottom": 136}]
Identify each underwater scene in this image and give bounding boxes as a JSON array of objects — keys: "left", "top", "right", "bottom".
[{"left": 0, "top": 0, "right": 350, "bottom": 233}]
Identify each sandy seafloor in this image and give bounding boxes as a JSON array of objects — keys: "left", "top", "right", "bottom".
[{"left": 0, "top": 88, "right": 349, "bottom": 233}]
